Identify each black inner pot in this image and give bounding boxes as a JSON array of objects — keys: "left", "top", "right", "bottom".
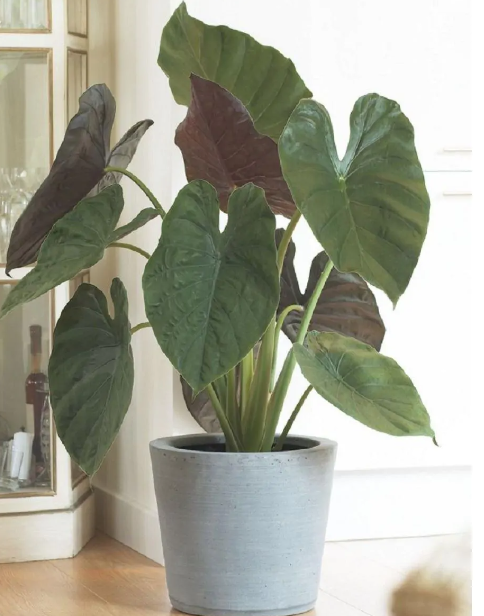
[{"left": 180, "top": 443, "right": 306, "bottom": 453}]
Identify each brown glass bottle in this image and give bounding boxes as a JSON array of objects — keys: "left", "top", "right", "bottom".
[{"left": 25, "top": 325, "right": 48, "bottom": 462}]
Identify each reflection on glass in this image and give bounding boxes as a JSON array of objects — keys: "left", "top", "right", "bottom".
[
  {"left": 67, "top": 0, "right": 87, "bottom": 36},
  {"left": 67, "top": 50, "right": 87, "bottom": 122},
  {"left": 0, "top": 50, "right": 50, "bottom": 262},
  {"left": 0, "top": 285, "right": 54, "bottom": 495},
  {"left": 0, "top": 0, "right": 48, "bottom": 30},
  {"left": 0, "top": 168, "right": 47, "bottom": 262}
]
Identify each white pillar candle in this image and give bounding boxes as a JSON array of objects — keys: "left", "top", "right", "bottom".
[
  {"left": 12, "top": 431, "right": 34, "bottom": 481},
  {"left": 6, "top": 439, "right": 13, "bottom": 474}
]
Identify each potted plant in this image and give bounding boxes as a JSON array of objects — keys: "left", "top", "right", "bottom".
[{"left": 1, "top": 3, "right": 435, "bottom": 615}]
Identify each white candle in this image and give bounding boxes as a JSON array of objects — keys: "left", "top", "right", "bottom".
[{"left": 12, "top": 431, "right": 34, "bottom": 481}]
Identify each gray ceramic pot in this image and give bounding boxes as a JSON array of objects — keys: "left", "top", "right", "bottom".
[{"left": 150, "top": 434, "right": 337, "bottom": 616}]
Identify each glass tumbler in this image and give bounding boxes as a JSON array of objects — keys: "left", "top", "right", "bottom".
[{"left": 0, "top": 442, "right": 24, "bottom": 491}]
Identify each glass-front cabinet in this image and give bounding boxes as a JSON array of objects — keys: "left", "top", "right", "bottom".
[{"left": 0, "top": 0, "right": 98, "bottom": 563}]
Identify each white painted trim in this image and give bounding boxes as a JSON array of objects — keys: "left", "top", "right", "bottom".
[
  {"left": 95, "top": 467, "right": 470, "bottom": 565},
  {"left": 0, "top": 490, "right": 95, "bottom": 563},
  {"left": 0, "top": 34, "right": 54, "bottom": 47},
  {"left": 326, "top": 466, "right": 472, "bottom": 541},
  {"left": 94, "top": 486, "right": 164, "bottom": 565}
]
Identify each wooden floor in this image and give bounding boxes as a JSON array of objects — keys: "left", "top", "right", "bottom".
[{"left": 0, "top": 533, "right": 453, "bottom": 616}]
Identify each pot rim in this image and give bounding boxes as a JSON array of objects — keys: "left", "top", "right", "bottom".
[{"left": 150, "top": 433, "right": 337, "bottom": 457}]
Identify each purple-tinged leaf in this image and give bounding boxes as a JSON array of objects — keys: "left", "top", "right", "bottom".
[
  {"left": 277, "top": 229, "right": 386, "bottom": 350},
  {"left": 6, "top": 84, "right": 115, "bottom": 273},
  {"left": 175, "top": 75, "right": 296, "bottom": 218}
]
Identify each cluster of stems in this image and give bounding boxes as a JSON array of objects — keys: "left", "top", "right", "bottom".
[{"left": 106, "top": 166, "right": 334, "bottom": 452}]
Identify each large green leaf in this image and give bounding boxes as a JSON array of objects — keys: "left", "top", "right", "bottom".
[
  {"left": 294, "top": 331, "right": 434, "bottom": 438},
  {"left": 175, "top": 75, "right": 296, "bottom": 218},
  {"left": 276, "top": 229, "right": 385, "bottom": 350},
  {"left": 49, "top": 279, "right": 134, "bottom": 476},
  {"left": 0, "top": 185, "right": 124, "bottom": 319},
  {"left": 279, "top": 95, "right": 430, "bottom": 305},
  {"left": 143, "top": 180, "right": 279, "bottom": 393},
  {"left": 159, "top": 2, "right": 311, "bottom": 141}
]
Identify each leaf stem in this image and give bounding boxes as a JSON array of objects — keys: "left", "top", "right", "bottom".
[
  {"left": 130, "top": 322, "right": 151, "bottom": 335},
  {"left": 104, "top": 166, "right": 166, "bottom": 217},
  {"left": 274, "top": 385, "right": 313, "bottom": 451},
  {"left": 108, "top": 242, "right": 151, "bottom": 260},
  {"left": 295, "top": 259, "right": 334, "bottom": 345},
  {"left": 240, "top": 349, "right": 254, "bottom": 418},
  {"left": 270, "top": 304, "right": 303, "bottom": 391},
  {"left": 243, "top": 318, "right": 276, "bottom": 451},
  {"left": 277, "top": 210, "right": 301, "bottom": 273},
  {"left": 207, "top": 384, "right": 240, "bottom": 452},
  {"left": 262, "top": 259, "right": 334, "bottom": 450},
  {"left": 226, "top": 366, "right": 239, "bottom": 434}
]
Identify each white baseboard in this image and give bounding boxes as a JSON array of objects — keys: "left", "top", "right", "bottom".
[
  {"left": 94, "top": 486, "right": 164, "bottom": 564},
  {"left": 94, "top": 466, "right": 471, "bottom": 564},
  {"left": 326, "top": 465, "right": 472, "bottom": 541},
  {"left": 0, "top": 490, "right": 96, "bottom": 563}
]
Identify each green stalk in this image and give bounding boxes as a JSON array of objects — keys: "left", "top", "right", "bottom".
[
  {"left": 108, "top": 242, "right": 151, "bottom": 260},
  {"left": 213, "top": 375, "right": 227, "bottom": 409},
  {"left": 270, "top": 304, "right": 303, "bottom": 392},
  {"left": 104, "top": 166, "right": 166, "bottom": 217},
  {"left": 226, "top": 366, "right": 240, "bottom": 435},
  {"left": 130, "top": 322, "right": 151, "bottom": 335},
  {"left": 274, "top": 385, "right": 313, "bottom": 451},
  {"left": 261, "top": 259, "right": 334, "bottom": 450},
  {"left": 206, "top": 384, "right": 240, "bottom": 452},
  {"left": 277, "top": 210, "right": 301, "bottom": 273},
  {"left": 242, "top": 318, "right": 276, "bottom": 451},
  {"left": 240, "top": 349, "right": 254, "bottom": 418}
]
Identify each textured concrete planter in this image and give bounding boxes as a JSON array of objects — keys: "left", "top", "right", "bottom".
[{"left": 150, "top": 434, "right": 337, "bottom": 616}]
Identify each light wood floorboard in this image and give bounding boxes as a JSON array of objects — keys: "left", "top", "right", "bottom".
[{"left": 0, "top": 533, "right": 450, "bottom": 616}]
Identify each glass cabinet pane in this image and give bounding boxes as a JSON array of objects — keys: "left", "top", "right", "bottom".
[
  {"left": 0, "top": 50, "right": 50, "bottom": 262},
  {"left": 67, "top": 49, "right": 87, "bottom": 122},
  {"left": 0, "top": 286, "right": 54, "bottom": 495},
  {"left": 67, "top": 0, "right": 87, "bottom": 36},
  {"left": 0, "top": 0, "right": 49, "bottom": 31}
]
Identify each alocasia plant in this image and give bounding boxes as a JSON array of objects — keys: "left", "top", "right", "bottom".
[{"left": 1, "top": 1, "right": 435, "bottom": 473}]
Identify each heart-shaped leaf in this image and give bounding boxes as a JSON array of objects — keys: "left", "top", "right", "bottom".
[
  {"left": 0, "top": 185, "right": 124, "bottom": 319},
  {"left": 49, "top": 279, "right": 134, "bottom": 476},
  {"left": 276, "top": 229, "right": 385, "bottom": 350},
  {"left": 159, "top": 2, "right": 311, "bottom": 141},
  {"left": 294, "top": 331, "right": 434, "bottom": 438},
  {"left": 88, "top": 119, "right": 154, "bottom": 197},
  {"left": 175, "top": 75, "right": 296, "bottom": 218},
  {"left": 109, "top": 208, "right": 160, "bottom": 243},
  {"left": 6, "top": 84, "right": 116, "bottom": 272},
  {"left": 143, "top": 180, "right": 279, "bottom": 393},
  {"left": 279, "top": 95, "right": 430, "bottom": 305}
]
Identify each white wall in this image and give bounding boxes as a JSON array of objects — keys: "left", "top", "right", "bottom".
[
  {"left": 93, "top": 0, "right": 472, "bottom": 558},
  {"left": 89, "top": 0, "right": 176, "bottom": 563}
]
